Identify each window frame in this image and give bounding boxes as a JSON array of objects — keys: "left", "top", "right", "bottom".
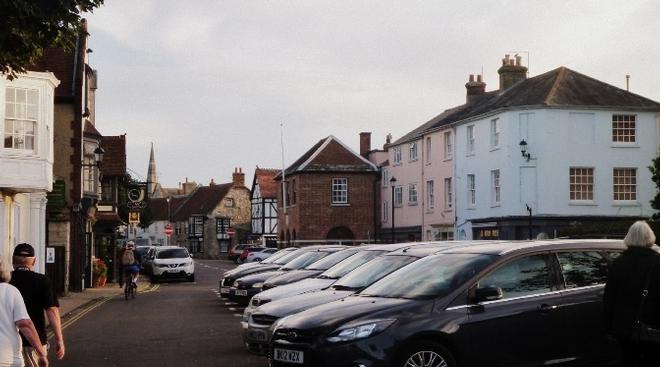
[
  {"left": 613, "top": 167, "right": 637, "bottom": 202},
  {"left": 491, "top": 169, "right": 501, "bottom": 205},
  {"left": 611, "top": 114, "right": 636, "bottom": 143},
  {"left": 569, "top": 167, "right": 594, "bottom": 202},
  {"left": 409, "top": 142, "right": 418, "bottom": 162},
  {"left": 408, "top": 183, "right": 418, "bottom": 205},
  {"left": 466, "top": 125, "right": 475, "bottom": 155},
  {"left": 490, "top": 118, "right": 500, "bottom": 149},
  {"left": 3, "top": 86, "right": 39, "bottom": 152},
  {"left": 444, "top": 131, "right": 453, "bottom": 160},
  {"left": 382, "top": 168, "right": 389, "bottom": 187},
  {"left": 393, "top": 147, "right": 402, "bottom": 165},
  {"left": 394, "top": 186, "right": 403, "bottom": 207},
  {"left": 426, "top": 180, "right": 434, "bottom": 209},
  {"left": 331, "top": 177, "right": 349, "bottom": 205},
  {"left": 426, "top": 137, "right": 432, "bottom": 164},
  {"left": 444, "top": 178, "right": 452, "bottom": 210},
  {"left": 382, "top": 200, "right": 389, "bottom": 222},
  {"left": 467, "top": 174, "right": 476, "bottom": 208}
]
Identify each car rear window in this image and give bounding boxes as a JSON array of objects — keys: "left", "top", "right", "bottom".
[{"left": 157, "top": 249, "right": 189, "bottom": 259}]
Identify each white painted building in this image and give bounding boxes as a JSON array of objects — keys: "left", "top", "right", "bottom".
[
  {"left": 451, "top": 56, "right": 660, "bottom": 239},
  {"left": 0, "top": 72, "right": 60, "bottom": 272}
]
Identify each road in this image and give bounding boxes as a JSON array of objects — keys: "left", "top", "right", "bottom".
[{"left": 52, "top": 259, "right": 267, "bottom": 367}]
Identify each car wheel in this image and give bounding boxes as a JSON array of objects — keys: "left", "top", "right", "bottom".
[
  {"left": 397, "top": 341, "right": 456, "bottom": 367},
  {"left": 188, "top": 274, "right": 195, "bottom": 282}
]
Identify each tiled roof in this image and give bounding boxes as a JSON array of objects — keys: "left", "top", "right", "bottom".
[
  {"left": 277, "top": 136, "right": 378, "bottom": 178},
  {"left": 100, "top": 135, "right": 126, "bottom": 177},
  {"left": 83, "top": 120, "right": 102, "bottom": 138},
  {"left": 392, "top": 67, "right": 660, "bottom": 146},
  {"left": 254, "top": 168, "right": 279, "bottom": 198},
  {"left": 171, "top": 184, "right": 232, "bottom": 221},
  {"left": 149, "top": 196, "right": 186, "bottom": 221},
  {"left": 30, "top": 47, "right": 77, "bottom": 98}
]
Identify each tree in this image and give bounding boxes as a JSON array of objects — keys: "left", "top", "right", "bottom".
[
  {"left": 649, "top": 153, "right": 660, "bottom": 220},
  {"left": 0, "top": 0, "right": 104, "bottom": 80}
]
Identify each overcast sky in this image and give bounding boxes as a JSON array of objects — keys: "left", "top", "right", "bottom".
[{"left": 86, "top": 0, "right": 660, "bottom": 188}]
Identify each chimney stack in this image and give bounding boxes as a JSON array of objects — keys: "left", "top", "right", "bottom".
[
  {"left": 359, "top": 132, "right": 371, "bottom": 158},
  {"left": 465, "top": 74, "right": 487, "bottom": 103},
  {"left": 498, "top": 54, "right": 528, "bottom": 90},
  {"left": 210, "top": 178, "right": 215, "bottom": 186},
  {"left": 232, "top": 167, "right": 245, "bottom": 187},
  {"left": 385, "top": 133, "right": 392, "bottom": 147}
]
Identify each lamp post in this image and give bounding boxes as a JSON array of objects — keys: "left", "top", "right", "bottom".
[
  {"left": 390, "top": 177, "right": 397, "bottom": 244},
  {"left": 166, "top": 196, "right": 171, "bottom": 246}
]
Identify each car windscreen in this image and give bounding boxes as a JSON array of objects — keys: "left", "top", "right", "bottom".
[
  {"left": 272, "top": 249, "right": 305, "bottom": 265},
  {"left": 281, "top": 251, "right": 331, "bottom": 270},
  {"left": 304, "top": 249, "right": 359, "bottom": 271},
  {"left": 135, "top": 247, "right": 150, "bottom": 257},
  {"left": 331, "top": 255, "right": 418, "bottom": 290},
  {"left": 360, "top": 253, "right": 497, "bottom": 300},
  {"left": 318, "top": 250, "right": 386, "bottom": 279},
  {"left": 260, "top": 249, "right": 289, "bottom": 264},
  {"left": 156, "top": 249, "right": 189, "bottom": 259}
]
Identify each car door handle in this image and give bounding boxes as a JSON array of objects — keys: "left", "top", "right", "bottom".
[{"left": 538, "top": 304, "right": 557, "bottom": 313}]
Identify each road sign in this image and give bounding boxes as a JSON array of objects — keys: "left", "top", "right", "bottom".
[
  {"left": 227, "top": 227, "right": 235, "bottom": 236},
  {"left": 164, "top": 224, "right": 173, "bottom": 236}
]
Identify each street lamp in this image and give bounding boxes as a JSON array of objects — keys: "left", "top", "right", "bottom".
[
  {"left": 93, "top": 146, "right": 105, "bottom": 166},
  {"left": 519, "top": 140, "right": 531, "bottom": 162},
  {"left": 390, "top": 177, "right": 397, "bottom": 244},
  {"left": 166, "top": 196, "right": 171, "bottom": 246}
]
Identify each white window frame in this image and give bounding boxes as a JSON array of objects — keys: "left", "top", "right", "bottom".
[
  {"left": 491, "top": 170, "right": 501, "bottom": 205},
  {"left": 383, "top": 200, "right": 389, "bottom": 222},
  {"left": 409, "top": 142, "right": 418, "bottom": 161},
  {"left": 427, "top": 180, "right": 434, "bottom": 209},
  {"left": 467, "top": 174, "right": 476, "bottom": 207},
  {"left": 612, "top": 114, "right": 636, "bottom": 143},
  {"left": 3, "top": 87, "right": 39, "bottom": 152},
  {"left": 613, "top": 167, "right": 637, "bottom": 201},
  {"left": 467, "top": 125, "right": 475, "bottom": 155},
  {"left": 382, "top": 168, "right": 389, "bottom": 187},
  {"left": 426, "top": 137, "right": 432, "bottom": 164},
  {"left": 444, "top": 131, "right": 452, "bottom": 159},
  {"left": 569, "top": 167, "right": 594, "bottom": 201},
  {"left": 393, "top": 147, "right": 402, "bottom": 165},
  {"left": 444, "top": 178, "right": 452, "bottom": 210},
  {"left": 394, "top": 186, "right": 403, "bottom": 207},
  {"left": 490, "top": 118, "right": 500, "bottom": 148},
  {"left": 331, "top": 178, "right": 348, "bottom": 204},
  {"left": 408, "top": 183, "right": 418, "bottom": 205}
]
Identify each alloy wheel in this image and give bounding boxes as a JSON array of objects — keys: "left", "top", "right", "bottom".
[{"left": 404, "top": 350, "right": 448, "bottom": 367}]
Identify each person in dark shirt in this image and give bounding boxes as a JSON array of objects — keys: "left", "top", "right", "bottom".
[
  {"left": 604, "top": 221, "right": 660, "bottom": 366},
  {"left": 9, "top": 243, "right": 65, "bottom": 365}
]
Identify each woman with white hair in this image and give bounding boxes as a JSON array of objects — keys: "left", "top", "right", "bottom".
[
  {"left": 604, "top": 220, "right": 660, "bottom": 366},
  {"left": 0, "top": 257, "right": 49, "bottom": 367}
]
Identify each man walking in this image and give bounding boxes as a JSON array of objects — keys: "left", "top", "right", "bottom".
[{"left": 9, "top": 243, "right": 65, "bottom": 365}]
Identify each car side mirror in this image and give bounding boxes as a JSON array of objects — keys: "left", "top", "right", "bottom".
[
  {"left": 473, "top": 285, "right": 503, "bottom": 303},
  {"left": 190, "top": 254, "right": 194, "bottom": 258}
]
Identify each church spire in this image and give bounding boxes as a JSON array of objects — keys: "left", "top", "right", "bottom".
[{"left": 147, "top": 142, "right": 158, "bottom": 197}]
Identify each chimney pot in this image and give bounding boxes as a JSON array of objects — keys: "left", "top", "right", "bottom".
[
  {"left": 477, "top": 74, "right": 483, "bottom": 83},
  {"left": 469, "top": 74, "right": 475, "bottom": 82}
]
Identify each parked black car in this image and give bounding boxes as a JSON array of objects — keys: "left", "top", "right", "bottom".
[
  {"left": 269, "top": 240, "right": 625, "bottom": 367},
  {"left": 219, "top": 247, "right": 300, "bottom": 297},
  {"left": 229, "top": 246, "right": 346, "bottom": 305}
]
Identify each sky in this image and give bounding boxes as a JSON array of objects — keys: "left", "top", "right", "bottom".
[{"left": 85, "top": 0, "right": 660, "bottom": 188}]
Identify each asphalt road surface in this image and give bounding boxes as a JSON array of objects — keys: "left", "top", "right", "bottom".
[{"left": 52, "top": 259, "right": 267, "bottom": 367}]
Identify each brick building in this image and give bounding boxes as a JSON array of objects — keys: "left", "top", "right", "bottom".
[{"left": 277, "top": 135, "right": 379, "bottom": 245}]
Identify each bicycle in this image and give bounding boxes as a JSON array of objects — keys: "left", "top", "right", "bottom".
[{"left": 124, "top": 273, "right": 137, "bottom": 300}]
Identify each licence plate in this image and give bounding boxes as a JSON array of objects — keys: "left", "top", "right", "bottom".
[
  {"left": 247, "top": 329, "right": 267, "bottom": 341},
  {"left": 235, "top": 289, "right": 248, "bottom": 296},
  {"left": 273, "top": 348, "right": 304, "bottom": 364},
  {"left": 220, "top": 287, "right": 230, "bottom": 294}
]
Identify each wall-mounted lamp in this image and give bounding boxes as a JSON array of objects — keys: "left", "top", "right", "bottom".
[
  {"left": 93, "top": 146, "right": 105, "bottom": 166},
  {"left": 519, "top": 140, "right": 531, "bottom": 161}
]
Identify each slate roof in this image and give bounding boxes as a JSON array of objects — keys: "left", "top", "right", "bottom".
[
  {"left": 83, "top": 120, "right": 102, "bottom": 138},
  {"left": 30, "top": 47, "right": 77, "bottom": 98},
  {"left": 277, "top": 135, "right": 378, "bottom": 179},
  {"left": 149, "top": 196, "right": 186, "bottom": 221},
  {"left": 100, "top": 135, "right": 126, "bottom": 177},
  {"left": 171, "top": 184, "right": 232, "bottom": 221},
  {"left": 392, "top": 67, "right": 660, "bottom": 146},
  {"left": 253, "top": 168, "right": 279, "bottom": 198}
]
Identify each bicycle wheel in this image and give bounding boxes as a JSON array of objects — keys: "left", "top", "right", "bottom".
[
  {"left": 124, "top": 283, "right": 129, "bottom": 300},
  {"left": 131, "top": 283, "right": 136, "bottom": 299}
]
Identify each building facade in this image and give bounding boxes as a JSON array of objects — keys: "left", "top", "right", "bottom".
[
  {"left": 250, "top": 168, "right": 279, "bottom": 246},
  {"left": 277, "top": 135, "right": 379, "bottom": 245},
  {"left": 0, "top": 71, "right": 59, "bottom": 274}
]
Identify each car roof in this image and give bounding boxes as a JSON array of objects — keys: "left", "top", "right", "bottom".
[
  {"left": 382, "top": 241, "right": 501, "bottom": 257},
  {"left": 436, "top": 239, "right": 626, "bottom": 256},
  {"left": 154, "top": 246, "right": 187, "bottom": 251}
]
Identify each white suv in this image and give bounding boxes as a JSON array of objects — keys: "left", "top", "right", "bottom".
[{"left": 150, "top": 246, "right": 195, "bottom": 283}]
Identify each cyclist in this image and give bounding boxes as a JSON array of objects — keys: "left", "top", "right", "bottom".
[{"left": 120, "top": 241, "right": 141, "bottom": 289}]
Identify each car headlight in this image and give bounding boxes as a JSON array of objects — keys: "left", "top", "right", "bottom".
[
  {"left": 243, "top": 306, "right": 255, "bottom": 322},
  {"left": 326, "top": 319, "right": 396, "bottom": 343},
  {"left": 157, "top": 263, "right": 169, "bottom": 268},
  {"left": 253, "top": 282, "right": 264, "bottom": 289},
  {"left": 233, "top": 281, "right": 239, "bottom": 287}
]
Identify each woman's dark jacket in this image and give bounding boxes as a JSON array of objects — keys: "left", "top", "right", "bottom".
[{"left": 604, "top": 246, "right": 660, "bottom": 338}]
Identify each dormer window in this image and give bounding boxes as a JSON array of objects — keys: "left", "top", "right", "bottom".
[
  {"left": 4, "top": 87, "right": 38, "bottom": 151},
  {"left": 225, "top": 198, "right": 234, "bottom": 207}
]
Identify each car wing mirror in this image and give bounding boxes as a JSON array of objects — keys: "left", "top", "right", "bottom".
[
  {"left": 473, "top": 285, "right": 503, "bottom": 303},
  {"left": 190, "top": 254, "right": 194, "bottom": 258}
]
